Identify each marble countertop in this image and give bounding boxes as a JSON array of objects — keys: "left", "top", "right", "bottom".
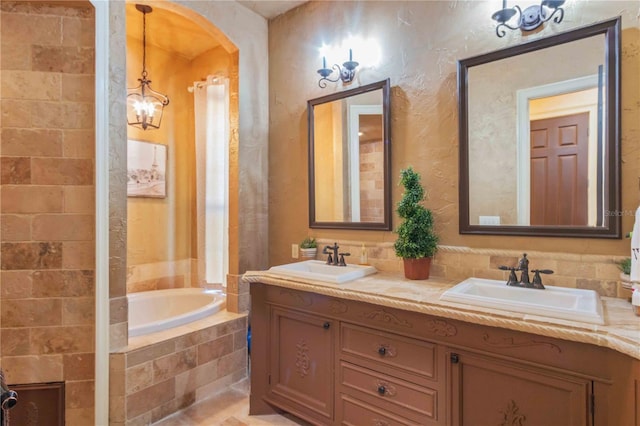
[{"left": 243, "top": 270, "right": 640, "bottom": 360}]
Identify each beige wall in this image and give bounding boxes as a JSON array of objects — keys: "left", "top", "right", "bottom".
[
  {"left": 126, "top": 33, "right": 192, "bottom": 266},
  {"left": 269, "top": 1, "right": 640, "bottom": 267},
  {"left": 0, "top": 1, "right": 95, "bottom": 423}
]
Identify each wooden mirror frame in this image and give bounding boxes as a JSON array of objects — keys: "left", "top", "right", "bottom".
[
  {"left": 308, "top": 79, "right": 392, "bottom": 230},
  {"left": 458, "top": 18, "right": 621, "bottom": 238}
]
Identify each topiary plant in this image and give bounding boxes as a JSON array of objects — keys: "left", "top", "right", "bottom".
[{"left": 394, "top": 167, "right": 438, "bottom": 259}]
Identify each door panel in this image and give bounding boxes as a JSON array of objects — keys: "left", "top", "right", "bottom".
[
  {"left": 449, "top": 350, "right": 591, "bottom": 426},
  {"left": 268, "top": 307, "right": 334, "bottom": 422},
  {"left": 530, "top": 112, "right": 589, "bottom": 225}
]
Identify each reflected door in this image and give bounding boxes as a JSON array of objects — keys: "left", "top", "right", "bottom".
[{"left": 530, "top": 112, "right": 589, "bottom": 225}]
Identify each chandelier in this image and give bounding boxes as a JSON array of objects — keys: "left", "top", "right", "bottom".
[{"left": 127, "top": 4, "right": 169, "bottom": 130}]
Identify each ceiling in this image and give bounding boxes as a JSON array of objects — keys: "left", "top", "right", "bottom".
[
  {"left": 237, "top": 1, "right": 307, "bottom": 20},
  {"left": 126, "top": 4, "right": 221, "bottom": 60},
  {"left": 126, "top": 2, "right": 307, "bottom": 60}
]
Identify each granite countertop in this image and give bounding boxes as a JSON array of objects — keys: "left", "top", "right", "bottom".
[{"left": 243, "top": 270, "right": 640, "bottom": 360}]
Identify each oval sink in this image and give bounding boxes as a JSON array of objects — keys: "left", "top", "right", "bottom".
[
  {"left": 440, "top": 277, "right": 604, "bottom": 325},
  {"left": 269, "top": 260, "right": 377, "bottom": 284}
]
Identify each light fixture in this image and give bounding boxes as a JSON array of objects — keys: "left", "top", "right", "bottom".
[
  {"left": 316, "top": 49, "right": 359, "bottom": 88},
  {"left": 492, "top": 0, "right": 566, "bottom": 38},
  {"left": 127, "top": 4, "right": 169, "bottom": 130}
]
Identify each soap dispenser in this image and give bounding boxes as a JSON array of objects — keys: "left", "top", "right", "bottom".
[{"left": 360, "top": 244, "right": 368, "bottom": 265}]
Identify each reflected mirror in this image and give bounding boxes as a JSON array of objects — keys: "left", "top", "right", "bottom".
[
  {"left": 309, "top": 79, "right": 391, "bottom": 230},
  {"left": 459, "top": 18, "right": 620, "bottom": 238}
]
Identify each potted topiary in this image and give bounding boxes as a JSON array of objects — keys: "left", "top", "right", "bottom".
[
  {"left": 300, "top": 237, "right": 317, "bottom": 259},
  {"left": 394, "top": 167, "right": 438, "bottom": 280},
  {"left": 618, "top": 257, "right": 632, "bottom": 300}
]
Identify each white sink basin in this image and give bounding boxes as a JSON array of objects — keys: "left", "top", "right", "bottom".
[
  {"left": 268, "top": 260, "right": 377, "bottom": 284},
  {"left": 440, "top": 277, "right": 604, "bottom": 325}
]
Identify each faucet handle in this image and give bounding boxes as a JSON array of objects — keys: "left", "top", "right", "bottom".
[
  {"left": 499, "top": 266, "right": 518, "bottom": 286},
  {"left": 326, "top": 253, "right": 333, "bottom": 265},
  {"left": 338, "top": 253, "right": 350, "bottom": 266},
  {"left": 531, "top": 269, "right": 553, "bottom": 289}
]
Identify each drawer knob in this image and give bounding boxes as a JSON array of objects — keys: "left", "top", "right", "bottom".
[
  {"left": 377, "top": 385, "right": 386, "bottom": 395},
  {"left": 323, "top": 322, "right": 330, "bottom": 329},
  {"left": 378, "top": 346, "right": 386, "bottom": 356}
]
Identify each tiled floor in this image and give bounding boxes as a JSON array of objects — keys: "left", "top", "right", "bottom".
[{"left": 153, "top": 379, "right": 309, "bottom": 425}]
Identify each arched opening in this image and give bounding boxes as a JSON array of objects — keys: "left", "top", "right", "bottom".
[{"left": 124, "top": 2, "right": 239, "bottom": 295}]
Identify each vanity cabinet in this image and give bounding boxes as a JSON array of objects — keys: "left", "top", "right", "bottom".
[
  {"left": 249, "top": 282, "right": 638, "bottom": 426},
  {"left": 267, "top": 307, "right": 335, "bottom": 424},
  {"left": 449, "top": 350, "right": 591, "bottom": 426}
]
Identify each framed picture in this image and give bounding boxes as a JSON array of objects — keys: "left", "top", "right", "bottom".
[{"left": 127, "top": 140, "right": 167, "bottom": 198}]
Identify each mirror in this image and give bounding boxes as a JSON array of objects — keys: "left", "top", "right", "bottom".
[
  {"left": 459, "top": 18, "right": 621, "bottom": 238},
  {"left": 308, "top": 79, "right": 391, "bottom": 230}
]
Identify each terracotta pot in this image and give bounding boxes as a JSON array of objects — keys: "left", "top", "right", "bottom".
[{"left": 403, "top": 257, "right": 432, "bottom": 280}]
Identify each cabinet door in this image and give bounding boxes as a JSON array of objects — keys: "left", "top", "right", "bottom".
[
  {"left": 449, "top": 350, "right": 591, "bottom": 426},
  {"left": 268, "top": 307, "right": 335, "bottom": 423}
]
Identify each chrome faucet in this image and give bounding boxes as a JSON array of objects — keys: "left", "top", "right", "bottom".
[
  {"left": 322, "top": 242, "right": 350, "bottom": 266},
  {"left": 499, "top": 253, "right": 553, "bottom": 289}
]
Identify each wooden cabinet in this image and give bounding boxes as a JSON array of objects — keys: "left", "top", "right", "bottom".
[
  {"left": 249, "top": 283, "right": 638, "bottom": 426},
  {"left": 449, "top": 350, "right": 591, "bottom": 426},
  {"left": 265, "top": 307, "right": 335, "bottom": 424}
]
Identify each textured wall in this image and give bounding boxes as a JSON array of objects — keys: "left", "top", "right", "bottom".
[
  {"left": 0, "top": 1, "right": 96, "bottom": 423},
  {"left": 126, "top": 31, "right": 192, "bottom": 266},
  {"left": 268, "top": 1, "right": 640, "bottom": 267}
]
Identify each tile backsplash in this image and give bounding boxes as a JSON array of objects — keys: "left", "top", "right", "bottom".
[{"left": 316, "top": 239, "right": 627, "bottom": 298}]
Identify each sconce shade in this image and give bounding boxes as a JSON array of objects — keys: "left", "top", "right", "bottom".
[{"left": 127, "top": 4, "right": 169, "bottom": 130}]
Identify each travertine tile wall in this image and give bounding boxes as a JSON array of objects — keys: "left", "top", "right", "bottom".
[
  {"left": 0, "top": 1, "right": 95, "bottom": 424},
  {"left": 109, "top": 314, "right": 247, "bottom": 425},
  {"left": 126, "top": 259, "right": 194, "bottom": 294},
  {"left": 359, "top": 139, "right": 384, "bottom": 222},
  {"left": 318, "top": 239, "right": 627, "bottom": 298}
]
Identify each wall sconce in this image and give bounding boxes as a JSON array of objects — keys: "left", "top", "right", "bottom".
[
  {"left": 316, "top": 49, "right": 359, "bottom": 88},
  {"left": 492, "top": 0, "right": 566, "bottom": 38},
  {"left": 127, "top": 4, "right": 170, "bottom": 131}
]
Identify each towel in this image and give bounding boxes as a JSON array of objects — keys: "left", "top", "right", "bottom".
[{"left": 631, "top": 206, "right": 640, "bottom": 284}]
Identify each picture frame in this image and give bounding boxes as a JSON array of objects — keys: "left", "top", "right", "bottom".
[{"left": 127, "top": 140, "right": 167, "bottom": 198}]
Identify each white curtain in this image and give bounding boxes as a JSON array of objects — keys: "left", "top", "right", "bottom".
[{"left": 193, "top": 76, "right": 230, "bottom": 285}]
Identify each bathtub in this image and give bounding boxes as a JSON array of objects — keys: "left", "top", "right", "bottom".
[{"left": 128, "top": 288, "right": 226, "bottom": 337}]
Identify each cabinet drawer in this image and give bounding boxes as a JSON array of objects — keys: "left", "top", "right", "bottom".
[
  {"left": 339, "top": 361, "right": 438, "bottom": 424},
  {"left": 340, "top": 394, "right": 418, "bottom": 426},
  {"left": 341, "top": 323, "right": 436, "bottom": 380}
]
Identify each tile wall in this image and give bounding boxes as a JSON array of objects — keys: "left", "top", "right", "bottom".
[
  {"left": 318, "top": 239, "right": 628, "bottom": 298},
  {"left": 0, "top": 1, "right": 96, "bottom": 423},
  {"left": 109, "top": 313, "right": 248, "bottom": 425}
]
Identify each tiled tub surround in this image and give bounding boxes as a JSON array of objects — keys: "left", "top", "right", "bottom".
[
  {"left": 126, "top": 259, "right": 196, "bottom": 294},
  {"left": 243, "top": 271, "right": 640, "bottom": 360},
  {"left": 0, "top": 1, "right": 96, "bottom": 424},
  {"left": 315, "top": 239, "right": 629, "bottom": 298},
  {"left": 109, "top": 310, "right": 248, "bottom": 425}
]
